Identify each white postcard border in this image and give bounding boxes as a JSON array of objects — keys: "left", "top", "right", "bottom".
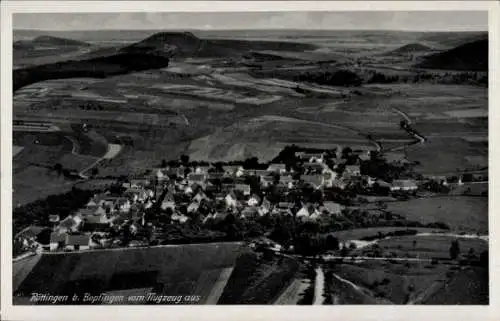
[{"left": 1, "top": 1, "right": 498, "bottom": 321}]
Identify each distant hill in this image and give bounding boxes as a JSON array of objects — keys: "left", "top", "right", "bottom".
[
  {"left": 417, "top": 32, "right": 487, "bottom": 48},
  {"left": 388, "top": 43, "right": 432, "bottom": 55},
  {"left": 14, "top": 35, "right": 90, "bottom": 50},
  {"left": 31, "top": 35, "right": 90, "bottom": 47},
  {"left": 416, "top": 39, "right": 488, "bottom": 71},
  {"left": 121, "top": 31, "right": 317, "bottom": 58},
  {"left": 13, "top": 53, "right": 170, "bottom": 91}
]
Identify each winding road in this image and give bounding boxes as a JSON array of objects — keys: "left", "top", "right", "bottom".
[{"left": 313, "top": 266, "right": 325, "bottom": 305}]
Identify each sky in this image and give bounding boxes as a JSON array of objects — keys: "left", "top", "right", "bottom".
[{"left": 13, "top": 11, "right": 488, "bottom": 31}]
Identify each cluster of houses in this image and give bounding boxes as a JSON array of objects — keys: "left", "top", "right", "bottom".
[{"left": 46, "top": 149, "right": 421, "bottom": 253}]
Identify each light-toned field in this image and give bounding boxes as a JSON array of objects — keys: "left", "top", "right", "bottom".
[
  {"left": 188, "top": 115, "right": 373, "bottom": 162},
  {"left": 331, "top": 227, "right": 447, "bottom": 243},
  {"left": 385, "top": 196, "right": 488, "bottom": 233},
  {"left": 274, "top": 278, "right": 311, "bottom": 305},
  {"left": 13, "top": 145, "right": 24, "bottom": 157},
  {"left": 326, "top": 261, "right": 450, "bottom": 305},
  {"left": 363, "top": 234, "right": 488, "bottom": 259}
]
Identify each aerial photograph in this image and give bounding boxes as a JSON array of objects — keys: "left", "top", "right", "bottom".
[{"left": 11, "top": 11, "right": 488, "bottom": 305}]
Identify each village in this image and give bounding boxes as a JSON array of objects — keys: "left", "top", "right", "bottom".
[{"left": 14, "top": 144, "right": 481, "bottom": 256}]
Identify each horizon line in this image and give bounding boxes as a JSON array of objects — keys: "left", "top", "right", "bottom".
[{"left": 13, "top": 27, "right": 488, "bottom": 32}]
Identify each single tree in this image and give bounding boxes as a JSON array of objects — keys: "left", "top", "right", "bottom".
[
  {"left": 449, "top": 240, "right": 461, "bottom": 260},
  {"left": 180, "top": 155, "right": 190, "bottom": 165},
  {"left": 53, "top": 163, "right": 63, "bottom": 176}
]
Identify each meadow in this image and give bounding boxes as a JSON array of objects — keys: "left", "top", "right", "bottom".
[{"left": 385, "top": 196, "right": 488, "bottom": 233}]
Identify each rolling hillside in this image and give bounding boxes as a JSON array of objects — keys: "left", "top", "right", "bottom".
[
  {"left": 14, "top": 242, "right": 244, "bottom": 305},
  {"left": 416, "top": 39, "right": 488, "bottom": 71},
  {"left": 13, "top": 53, "right": 170, "bottom": 91},
  {"left": 14, "top": 35, "right": 90, "bottom": 50},
  {"left": 388, "top": 43, "right": 432, "bottom": 55},
  {"left": 121, "top": 31, "right": 317, "bottom": 58}
]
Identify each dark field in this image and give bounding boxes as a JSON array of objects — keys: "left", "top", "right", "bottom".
[{"left": 14, "top": 242, "right": 244, "bottom": 304}]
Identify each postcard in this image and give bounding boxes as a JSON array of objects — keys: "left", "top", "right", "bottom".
[{"left": 1, "top": 1, "right": 497, "bottom": 321}]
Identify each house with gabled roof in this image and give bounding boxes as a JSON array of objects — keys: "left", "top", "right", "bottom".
[
  {"left": 187, "top": 201, "right": 200, "bottom": 213},
  {"left": 258, "top": 198, "right": 272, "bottom": 215},
  {"left": 194, "top": 165, "right": 213, "bottom": 174},
  {"left": 296, "top": 205, "right": 312, "bottom": 218},
  {"left": 279, "top": 175, "right": 295, "bottom": 189},
  {"left": 65, "top": 233, "right": 91, "bottom": 251},
  {"left": 261, "top": 175, "right": 276, "bottom": 187},
  {"left": 302, "top": 175, "right": 324, "bottom": 189},
  {"left": 321, "top": 201, "right": 343, "bottom": 216},
  {"left": 156, "top": 169, "right": 167, "bottom": 181},
  {"left": 49, "top": 232, "right": 67, "bottom": 251},
  {"left": 86, "top": 198, "right": 98, "bottom": 207},
  {"left": 202, "top": 213, "right": 215, "bottom": 224},
  {"left": 171, "top": 212, "right": 189, "bottom": 224},
  {"left": 267, "top": 163, "right": 287, "bottom": 174},
  {"left": 49, "top": 214, "right": 60, "bottom": 224},
  {"left": 212, "top": 211, "right": 229, "bottom": 221},
  {"left": 130, "top": 179, "right": 151, "bottom": 189},
  {"left": 247, "top": 194, "right": 261, "bottom": 206},
  {"left": 225, "top": 191, "right": 238, "bottom": 208},
  {"left": 187, "top": 173, "right": 207, "bottom": 189},
  {"left": 304, "top": 153, "right": 325, "bottom": 163},
  {"left": 343, "top": 165, "right": 361, "bottom": 178},
  {"left": 224, "top": 165, "right": 245, "bottom": 177},
  {"left": 57, "top": 216, "right": 81, "bottom": 234},
  {"left": 234, "top": 184, "right": 251, "bottom": 196},
  {"left": 309, "top": 209, "right": 322, "bottom": 221},
  {"left": 390, "top": 179, "right": 418, "bottom": 192},
  {"left": 240, "top": 207, "right": 259, "bottom": 219},
  {"left": 193, "top": 190, "right": 209, "bottom": 203}
]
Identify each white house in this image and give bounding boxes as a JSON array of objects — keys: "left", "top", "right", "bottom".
[
  {"left": 296, "top": 205, "right": 311, "bottom": 218},
  {"left": 172, "top": 213, "right": 189, "bottom": 224},
  {"left": 161, "top": 192, "right": 176, "bottom": 210},
  {"left": 234, "top": 184, "right": 251, "bottom": 196},
  {"left": 224, "top": 166, "right": 245, "bottom": 177},
  {"left": 266, "top": 163, "right": 287, "bottom": 174},
  {"left": 344, "top": 165, "right": 361, "bottom": 177},
  {"left": 390, "top": 179, "right": 418, "bottom": 192},
  {"left": 193, "top": 191, "right": 209, "bottom": 203},
  {"left": 156, "top": 169, "right": 166, "bottom": 181},
  {"left": 187, "top": 201, "right": 200, "bottom": 213},
  {"left": 247, "top": 195, "right": 260, "bottom": 207},
  {"left": 258, "top": 198, "right": 272, "bottom": 216},
  {"left": 184, "top": 185, "right": 194, "bottom": 195},
  {"left": 119, "top": 199, "right": 132, "bottom": 213},
  {"left": 225, "top": 192, "right": 238, "bottom": 208}
]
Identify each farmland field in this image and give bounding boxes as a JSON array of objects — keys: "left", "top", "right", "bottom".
[
  {"left": 325, "top": 261, "right": 451, "bottom": 304},
  {"left": 385, "top": 196, "right": 488, "bottom": 233},
  {"left": 354, "top": 234, "right": 488, "bottom": 259},
  {"left": 14, "top": 242, "right": 244, "bottom": 304}
]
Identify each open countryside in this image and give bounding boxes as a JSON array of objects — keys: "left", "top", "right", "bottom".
[{"left": 12, "top": 12, "right": 488, "bottom": 306}]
